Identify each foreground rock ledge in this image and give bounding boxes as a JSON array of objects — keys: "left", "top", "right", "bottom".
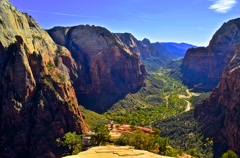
[{"left": 63, "top": 146, "right": 172, "bottom": 158}]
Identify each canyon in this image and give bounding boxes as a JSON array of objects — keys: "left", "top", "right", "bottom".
[{"left": 1, "top": 0, "right": 240, "bottom": 157}]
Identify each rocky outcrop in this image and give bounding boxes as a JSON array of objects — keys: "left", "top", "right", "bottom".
[
  {"left": 116, "top": 33, "right": 171, "bottom": 66},
  {"left": 195, "top": 48, "right": 240, "bottom": 157},
  {"left": 63, "top": 146, "right": 171, "bottom": 158},
  {"left": 181, "top": 18, "right": 240, "bottom": 91},
  {"left": 47, "top": 27, "right": 146, "bottom": 113},
  {"left": 0, "top": 0, "right": 88, "bottom": 157}
]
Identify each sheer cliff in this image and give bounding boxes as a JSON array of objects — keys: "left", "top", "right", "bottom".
[
  {"left": 47, "top": 26, "right": 146, "bottom": 113},
  {"left": 195, "top": 48, "right": 240, "bottom": 157},
  {"left": 0, "top": 0, "right": 88, "bottom": 157},
  {"left": 181, "top": 18, "right": 240, "bottom": 91},
  {"left": 193, "top": 18, "right": 240, "bottom": 157}
]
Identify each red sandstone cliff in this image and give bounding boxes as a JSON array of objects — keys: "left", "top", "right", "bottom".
[
  {"left": 181, "top": 18, "right": 240, "bottom": 91},
  {"left": 195, "top": 48, "right": 240, "bottom": 157},
  {"left": 0, "top": 0, "right": 88, "bottom": 157},
  {"left": 47, "top": 26, "right": 147, "bottom": 113}
]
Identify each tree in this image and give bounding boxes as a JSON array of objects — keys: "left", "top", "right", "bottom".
[
  {"left": 114, "top": 130, "right": 170, "bottom": 154},
  {"left": 131, "top": 130, "right": 154, "bottom": 150},
  {"left": 56, "top": 132, "right": 82, "bottom": 155},
  {"left": 221, "top": 150, "right": 238, "bottom": 158},
  {"left": 188, "top": 148, "right": 200, "bottom": 157},
  {"left": 152, "top": 128, "right": 161, "bottom": 136},
  {"left": 93, "top": 124, "right": 110, "bottom": 145},
  {"left": 114, "top": 132, "right": 132, "bottom": 146},
  {"left": 153, "top": 136, "right": 169, "bottom": 155}
]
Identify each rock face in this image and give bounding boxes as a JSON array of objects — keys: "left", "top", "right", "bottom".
[
  {"left": 0, "top": 0, "right": 88, "bottom": 157},
  {"left": 195, "top": 48, "right": 240, "bottom": 157},
  {"left": 181, "top": 18, "right": 240, "bottom": 91},
  {"left": 63, "top": 146, "right": 172, "bottom": 158},
  {"left": 47, "top": 27, "right": 146, "bottom": 113},
  {"left": 116, "top": 33, "right": 171, "bottom": 65}
]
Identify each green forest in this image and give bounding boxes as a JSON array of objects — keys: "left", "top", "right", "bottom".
[{"left": 78, "top": 66, "right": 215, "bottom": 157}]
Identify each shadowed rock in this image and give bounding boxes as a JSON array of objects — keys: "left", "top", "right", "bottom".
[
  {"left": 48, "top": 26, "right": 147, "bottom": 113},
  {"left": 195, "top": 48, "right": 240, "bottom": 157},
  {"left": 181, "top": 18, "right": 240, "bottom": 91},
  {"left": 0, "top": 0, "right": 88, "bottom": 157}
]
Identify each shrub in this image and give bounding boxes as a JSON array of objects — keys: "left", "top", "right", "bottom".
[
  {"left": 221, "top": 150, "right": 238, "bottom": 158},
  {"left": 114, "top": 130, "right": 169, "bottom": 154},
  {"left": 93, "top": 124, "right": 110, "bottom": 145},
  {"left": 56, "top": 132, "right": 82, "bottom": 155}
]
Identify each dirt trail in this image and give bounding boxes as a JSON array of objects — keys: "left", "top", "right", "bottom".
[
  {"left": 164, "top": 95, "right": 169, "bottom": 108},
  {"left": 178, "top": 89, "right": 199, "bottom": 112},
  {"left": 185, "top": 100, "right": 191, "bottom": 112}
]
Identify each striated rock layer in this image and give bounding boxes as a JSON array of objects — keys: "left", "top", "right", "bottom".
[
  {"left": 195, "top": 48, "right": 240, "bottom": 157},
  {"left": 181, "top": 18, "right": 240, "bottom": 91},
  {"left": 47, "top": 26, "right": 146, "bottom": 113},
  {"left": 0, "top": 0, "right": 88, "bottom": 157}
]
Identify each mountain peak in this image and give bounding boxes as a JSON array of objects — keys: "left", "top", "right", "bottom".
[{"left": 142, "top": 38, "right": 151, "bottom": 45}]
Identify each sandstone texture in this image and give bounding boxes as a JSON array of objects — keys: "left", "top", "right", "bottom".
[
  {"left": 47, "top": 27, "right": 147, "bottom": 113},
  {"left": 195, "top": 48, "right": 240, "bottom": 157},
  {"left": 181, "top": 18, "right": 240, "bottom": 91},
  {"left": 0, "top": 0, "right": 88, "bottom": 157},
  {"left": 63, "top": 146, "right": 173, "bottom": 158}
]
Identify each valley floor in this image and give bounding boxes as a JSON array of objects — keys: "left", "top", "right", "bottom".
[{"left": 79, "top": 67, "right": 212, "bottom": 157}]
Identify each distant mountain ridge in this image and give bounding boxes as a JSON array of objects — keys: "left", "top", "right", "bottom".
[
  {"left": 116, "top": 33, "right": 172, "bottom": 69},
  {"left": 157, "top": 42, "right": 197, "bottom": 59}
]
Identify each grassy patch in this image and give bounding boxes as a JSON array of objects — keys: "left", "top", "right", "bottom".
[{"left": 79, "top": 106, "right": 108, "bottom": 129}]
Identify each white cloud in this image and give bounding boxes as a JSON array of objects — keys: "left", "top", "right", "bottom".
[{"left": 209, "top": 0, "right": 237, "bottom": 13}]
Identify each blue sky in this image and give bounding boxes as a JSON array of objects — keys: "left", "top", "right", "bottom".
[{"left": 10, "top": 0, "right": 239, "bottom": 46}]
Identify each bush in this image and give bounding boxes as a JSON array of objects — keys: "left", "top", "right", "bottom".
[
  {"left": 114, "top": 130, "right": 169, "bottom": 154},
  {"left": 153, "top": 136, "right": 169, "bottom": 155},
  {"left": 187, "top": 148, "right": 200, "bottom": 157},
  {"left": 221, "top": 150, "right": 238, "bottom": 158},
  {"left": 165, "top": 147, "right": 181, "bottom": 157},
  {"left": 93, "top": 124, "right": 110, "bottom": 145},
  {"left": 114, "top": 132, "right": 132, "bottom": 146},
  {"left": 56, "top": 132, "right": 82, "bottom": 155}
]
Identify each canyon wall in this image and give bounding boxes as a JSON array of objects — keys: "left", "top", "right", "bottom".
[
  {"left": 47, "top": 27, "right": 147, "bottom": 113},
  {"left": 0, "top": 1, "right": 88, "bottom": 157},
  {"left": 181, "top": 18, "right": 240, "bottom": 91}
]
